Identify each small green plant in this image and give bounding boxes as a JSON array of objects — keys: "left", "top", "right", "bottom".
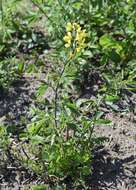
[
  {"left": 13, "top": 21, "right": 111, "bottom": 185},
  {"left": 32, "top": 184, "right": 47, "bottom": 190},
  {"left": 19, "top": 22, "right": 93, "bottom": 179},
  {"left": 0, "top": 125, "right": 10, "bottom": 151},
  {"left": 31, "top": 183, "right": 67, "bottom": 190},
  {"left": 0, "top": 58, "right": 23, "bottom": 89}
]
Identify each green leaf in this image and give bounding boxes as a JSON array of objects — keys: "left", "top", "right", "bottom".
[
  {"left": 95, "top": 119, "right": 112, "bottom": 125},
  {"left": 36, "top": 83, "right": 48, "bottom": 98},
  {"left": 31, "top": 135, "right": 45, "bottom": 145},
  {"left": 32, "top": 185, "right": 47, "bottom": 190},
  {"left": 66, "top": 102, "right": 79, "bottom": 114},
  {"left": 99, "top": 34, "right": 115, "bottom": 48},
  {"left": 105, "top": 95, "right": 119, "bottom": 103},
  {"left": 99, "top": 34, "right": 123, "bottom": 54},
  {"left": 109, "top": 50, "right": 121, "bottom": 63},
  {"left": 72, "top": 2, "right": 82, "bottom": 9},
  {"left": 51, "top": 134, "right": 56, "bottom": 146},
  {"left": 17, "top": 62, "right": 24, "bottom": 73},
  {"left": 27, "top": 119, "right": 45, "bottom": 135},
  {"left": 95, "top": 111, "right": 104, "bottom": 120},
  {"left": 67, "top": 122, "right": 77, "bottom": 131}
]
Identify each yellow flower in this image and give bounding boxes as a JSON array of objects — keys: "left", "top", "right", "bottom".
[
  {"left": 81, "top": 29, "right": 87, "bottom": 37},
  {"left": 73, "top": 23, "right": 81, "bottom": 31},
  {"left": 69, "top": 52, "right": 74, "bottom": 58},
  {"left": 77, "top": 27, "right": 81, "bottom": 32},
  {"left": 63, "top": 32, "right": 72, "bottom": 42},
  {"left": 66, "top": 22, "right": 73, "bottom": 32},
  {"left": 76, "top": 30, "right": 87, "bottom": 43},
  {"left": 75, "top": 32, "right": 80, "bottom": 42},
  {"left": 63, "top": 32, "right": 72, "bottom": 48},
  {"left": 65, "top": 43, "right": 71, "bottom": 48},
  {"left": 76, "top": 47, "right": 81, "bottom": 53},
  {"left": 64, "top": 22, "right": 87, "bottom": 53},
  {"left": 81, "top": 43, "right": 87, "bottom": 48}
]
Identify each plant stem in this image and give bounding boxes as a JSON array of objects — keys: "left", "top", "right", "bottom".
[
  {"left": 31, "top": 0, "right": 63, "bottom": 39},
  {"left": 0, "top": 0, "right": 4, "bottom": 30},
  {"left": 54, "top": 60, "right": 70, "bottom": 129},
  {"left": 31, "top": 0, "right": 52, "bottom": 22}
]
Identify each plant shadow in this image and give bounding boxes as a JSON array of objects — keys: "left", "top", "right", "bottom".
[{"left": 88, "top": 148, "right": 136, "bottom": 190}]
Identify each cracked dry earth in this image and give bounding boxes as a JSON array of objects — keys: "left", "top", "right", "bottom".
[{"left": 0, "top": 79, "right": 136, "bottom": 190}]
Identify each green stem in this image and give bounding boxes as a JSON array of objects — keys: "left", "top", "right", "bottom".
[
  {"left": 54, "top": 60, "right": 70, "bottom": 129},
  {"left": 31, "top": 0, "right": 52, "bottom": 22},
  {"left": 31, "top": 0, "right": 63, "bottom": 39}
]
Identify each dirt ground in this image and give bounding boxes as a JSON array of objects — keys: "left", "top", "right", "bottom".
[
  {"left": 0, "top": 78, "right": 136, "bottom": 190},
  {"left": 91, "top": 113, "right": 136, "bottom": 190}
]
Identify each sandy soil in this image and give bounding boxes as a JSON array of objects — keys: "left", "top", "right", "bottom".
[{"left": 90, "top": 113, "right": 136, "bottom": 190}]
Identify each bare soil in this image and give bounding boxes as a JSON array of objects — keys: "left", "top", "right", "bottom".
[{"left": 90, "top": 113, "right": 136, "bottom": 190}]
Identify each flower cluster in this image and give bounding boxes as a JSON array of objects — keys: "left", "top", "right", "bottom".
[{"left": 63, "top": 22, "right": 87, "bottom": 56}]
